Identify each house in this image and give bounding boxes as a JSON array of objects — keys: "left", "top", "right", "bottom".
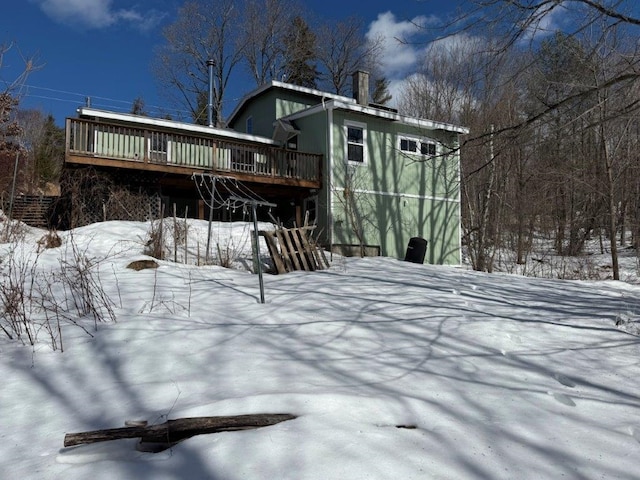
[
  {"left": 64, "top": 72, "right": 468, "bottom": 264},
  {"left": 228, "top": 71, "right": 468, "bottom": 265}
]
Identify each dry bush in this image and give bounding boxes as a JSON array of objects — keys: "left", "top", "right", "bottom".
[
  {"left": 0, "top": 233, "right": 116, "bottom": 351},
  {"left": 212, "top": 224, "right": 251, "bottom": 269},
  {"left": 37, "top": 229, "right": 61, "bottom": 250},
  {"left": 144, "top": 218, "right": 166, "bottom": 260},
  {"left": 0, "top": 213, "right": 28, "bottom": 244}
]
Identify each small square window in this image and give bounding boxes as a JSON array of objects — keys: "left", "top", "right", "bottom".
[
  {"left": 421, "top": 142, "right": 436, "bottom": 156},
  {"left": 400, "top": 138, "right": 418, "bottom": 153},
  {"left": 348, "top": 127, "right": 363, "bottom": 144},
  {"left": 348, "top": 143, "right": 364, "bottom": 162}
]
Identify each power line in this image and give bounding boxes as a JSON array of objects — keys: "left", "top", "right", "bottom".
[{"left": 17, "top": 83, "right": 247, "bottom": 122}]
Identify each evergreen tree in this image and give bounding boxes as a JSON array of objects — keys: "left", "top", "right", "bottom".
[
  {"left": 282, "top": 16, "right": 320, "bottom": 88},
  {"left": 372, "top": 77, "right": 392, "bottom": 105},
  {"left": 131, "top": 97, "right": 147, "bottom": 116},
  {"left": 33, "top": 115, "right": 64, "bottom": 184}
]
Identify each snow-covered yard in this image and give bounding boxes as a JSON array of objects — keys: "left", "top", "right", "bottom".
[{"left": 1, "top": 219, "right": 639, "bottom": 479}]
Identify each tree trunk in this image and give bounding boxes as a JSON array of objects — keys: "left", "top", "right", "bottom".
[{"left": 64, "top": 413, "right": 297, "bottom": 448}]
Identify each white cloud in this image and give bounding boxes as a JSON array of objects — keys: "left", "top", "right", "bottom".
[
  {"left": 521, "top": 1, "right": 567, "bottom": 41},
  {"left": 32, "top": 0, "right": 165, "bottom": 31},
  {"left": 366, "top": 11, "right": 436, "bottom": 79}
]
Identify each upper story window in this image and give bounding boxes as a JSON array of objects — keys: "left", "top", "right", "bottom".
[
  {"left": 345, "top": 121, "right": 367, "bottom": 164},
  {"left": 246, "top": 116, "right": 253, "bottom": 134},
  {"left": 399, "top": 135, "right": 437, "bottom": 157}
]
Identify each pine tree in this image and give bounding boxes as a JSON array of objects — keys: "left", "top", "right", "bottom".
[
  {"left": 33, "top": 115, "right": 64, "bottom": 184},
  {"left": 282, "top": 16, "right": 320, "bottom": 88},
  {"left": 372, "top": 77, "right": 392, "bottom": 105},
  {"left": 131, "top": 97, "right": 147, "bottom": 116}
]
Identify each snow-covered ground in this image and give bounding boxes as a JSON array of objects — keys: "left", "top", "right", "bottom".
[{"left": 1, "top": 219, "right": 639, "bottom": 479}]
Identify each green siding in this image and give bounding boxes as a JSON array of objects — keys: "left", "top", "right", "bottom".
[
  {"left": 328, "top": 110, "right": 461, "bottom": 264},
  {"left": 230, "top": 92, "right": 277, "bottom": 137},
  {"left": 230, "top": 88, "right": 324, "bottom": 138},
  {"left": 231, "top": 86, "right": 462, "bottom": 264}
]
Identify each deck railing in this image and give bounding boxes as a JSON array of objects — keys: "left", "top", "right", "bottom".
[{"left": 66, "top": 118, "right": 322, "bottom": 183}]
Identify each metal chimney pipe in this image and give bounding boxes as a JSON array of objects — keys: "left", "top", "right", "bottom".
[{"left": 207, "top": 59, "right": 215, "bottom": 127}]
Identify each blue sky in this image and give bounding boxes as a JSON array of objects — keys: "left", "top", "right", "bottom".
[{"left": 1, "top": 0, "right": 468, "bottom": 126}]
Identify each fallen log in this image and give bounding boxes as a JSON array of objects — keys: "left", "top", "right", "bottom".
[{"left": 64, "top": 413, "right": 297, "bottom": 448}]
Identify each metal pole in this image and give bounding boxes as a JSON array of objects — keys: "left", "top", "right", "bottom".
[
  {"left": 205, "top": 176, "right": 216, "bottom": 263},
  {"left": 8, "top": 149, "right": 19, "bottom": 221},
  {"left": 207, "top": 59, "right": 215, "bottom": 127},
  {"left": 252, "top": 202, "right": 266, "bottom": 304}
]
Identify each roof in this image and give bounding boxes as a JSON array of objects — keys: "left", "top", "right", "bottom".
[
  {"left": 227, "top": 81, "right": 356, "bottom": 125},
  {"left": 76, "top": 107, "right": 279, "bottom": 146},
  {"left": 282, "top": 99, "right": 470, "bottom": 134},
  {"left": 227, "top": 80, "right": 469, "bottom": 135}
]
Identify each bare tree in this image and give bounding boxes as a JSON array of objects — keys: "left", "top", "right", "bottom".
[
  {"left": 397, "top": 34, "right": 523, "bottom": 271},
  {"left": 16, "top": 111, "right": 64, "bottom": 193},
  {"left": 241, "top": 0, "right": 300, "bottom": 85},
  {"left": 398, "top": 34, "right": 487, "bottom": 124},
  {"left": 0, "top": 42, "right": 40, "bottom": 197},
  {"left": 455, "top": 1, "right": 640, "bottom": 138},
  {"left": 413, "top": 1, "right": 640, "bottom": 277},
  {"left": 316, "top": 17, "right": 382, "bottom": 96},
  {"left": 154, "top": 0, "right": 245, "bottom": 126}
]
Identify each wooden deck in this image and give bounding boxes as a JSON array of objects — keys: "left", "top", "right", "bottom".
[{"left": 65, "top": 118, "right": 322, "bottom": 189}]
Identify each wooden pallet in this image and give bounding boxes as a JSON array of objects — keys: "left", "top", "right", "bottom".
[{"left": 259, "top": 226, "right": 330, "bottom": 274}]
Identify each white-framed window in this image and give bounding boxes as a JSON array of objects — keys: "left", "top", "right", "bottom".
[
  {"left": 345, "top": 120, "right": 367, "bottom": 164},
  {"left": 399, "top": 134, "right": 437, "bottom": 157},
  {"left": 246, "top": 116, "right": 253, "bottom": 134}
]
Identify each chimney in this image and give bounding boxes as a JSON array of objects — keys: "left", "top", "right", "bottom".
[{"left": 352, "top": 70, "right": 369, "bottom": 106}]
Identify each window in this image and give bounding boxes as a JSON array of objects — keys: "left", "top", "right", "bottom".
[
  {"left": 287, "top": 134, "right": 298, "bottom": 151},
  {"left": 400, "top": 138, "right": 418, "bottom": 153},
  {"left": 246, "top": 116, "right": 253, "bottom": 134},
  {"left": 399, "top": 135, "right": 437, "bottom": 157},
  {"left": 421, "top": 142, "right": 437, "bottom": 156},
  {"left": 345, "top": 121, "right": 366, "bottom": 164}
]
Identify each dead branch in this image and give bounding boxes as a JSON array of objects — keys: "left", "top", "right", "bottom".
[{"left": 63, "top": 413, "right": 297, "bottom": 448}]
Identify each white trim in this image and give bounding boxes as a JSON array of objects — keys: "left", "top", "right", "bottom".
[
  {"left": 351, "top": 188, "right": 460, "bottom": 204},
  {"left": 282, "top": 99, "right": 469, "bottom": 134},
  {"left": 228, "top": 80, "right": 355, "bottom": 124},
  {"left": 327, "top": 103, "right": 335, "bottom": 253},
  {"left": 77, "top": 107, "right": 278, "bottom": 146},
  {"left": 344, "top": 120, "right": 367, "bottom": 165},
  {"left": 398, "top": 133, "right": 438, "bottom": 157}
]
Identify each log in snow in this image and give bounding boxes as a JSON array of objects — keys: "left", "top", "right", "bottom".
[{"left": 64, "top": 413, "right": 297, "bottom": 448}]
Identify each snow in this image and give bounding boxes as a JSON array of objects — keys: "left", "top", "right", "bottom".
[{"left": 1, "top": 218, "right": 640, "bottom": 479}]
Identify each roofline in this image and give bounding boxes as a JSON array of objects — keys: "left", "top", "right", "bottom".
[
  {"left": 76, "top": 107, "right": 279, "bottom": 145},
  {"left": 282, "top": 100, "right": 470, "bottom": 134},
  {"left": 227, "top": 80, "right": 356, "bottom": 125}
]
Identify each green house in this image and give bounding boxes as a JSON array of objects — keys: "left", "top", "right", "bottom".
[{"left": 228, "top": 72, "right": 468, "bottom": 265}]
